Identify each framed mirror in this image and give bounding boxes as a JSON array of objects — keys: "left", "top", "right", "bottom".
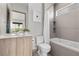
[{"left": 6, "top": 9, "right": 26, "bottom": 33}]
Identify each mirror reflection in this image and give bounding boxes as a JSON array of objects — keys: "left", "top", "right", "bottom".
[
  {"left": 10, "top": 10, "right": 26, "bottom": 33},
  {"left": 6, "top": 5, "right": 26, "bottom": 33}
]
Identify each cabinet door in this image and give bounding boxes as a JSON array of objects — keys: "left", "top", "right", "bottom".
[
  {"left": 16, "top": 37, "right": 24, "bottom": 56},
  {"left": 23, "top": 37, "right": 32, "bottom": 56},
  {"left": 16, "top": 36, "right": 32, "bottom": 56},
  {"left": 0, "top": 39, "right": 7, "bottom": 56},
  {"left": 8, "top": 38, "right": 16, "bottom": 56},
  {"left": 0, "top": 38, "right": 16, "bottom": 56}
]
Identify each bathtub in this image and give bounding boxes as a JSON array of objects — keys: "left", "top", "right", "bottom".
[{"left": 50, "top": 38, "right": 79, "bottom": 56}]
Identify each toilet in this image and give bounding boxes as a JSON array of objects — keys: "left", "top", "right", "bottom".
[{"left": 33, "top": 36, "right": 51, "bottom": 56}]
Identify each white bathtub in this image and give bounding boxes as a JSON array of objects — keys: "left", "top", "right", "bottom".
[{"left": 50, "top": 38, "right": 79, "bottom": 56}]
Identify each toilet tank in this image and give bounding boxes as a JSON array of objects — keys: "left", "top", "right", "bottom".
[{"left": 36, "top": 36, "right": 44, "bottom": 45}]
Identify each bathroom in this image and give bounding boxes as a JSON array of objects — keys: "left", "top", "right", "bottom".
[{"left": 0, "top": 3, "right": 79, "bottom": 56}]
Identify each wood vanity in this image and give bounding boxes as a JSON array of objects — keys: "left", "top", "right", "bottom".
[{"left": 0, "top": 34, "right": 32, "bottom": 56}]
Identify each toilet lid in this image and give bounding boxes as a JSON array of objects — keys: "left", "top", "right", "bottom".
[{"left": 39, "top": 43, "right": 50, "bottom": 49}]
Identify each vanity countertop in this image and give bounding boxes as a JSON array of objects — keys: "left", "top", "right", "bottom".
[{"left": 0, "top": 33, "right": 32, "bottom": 39}]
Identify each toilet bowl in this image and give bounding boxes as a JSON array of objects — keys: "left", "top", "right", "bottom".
[
  {"left": 38, "top": 43, "right": 51, "bottom": 56},
  {"left": 34, "top": 36, "right": 51, "bottom": 56}
]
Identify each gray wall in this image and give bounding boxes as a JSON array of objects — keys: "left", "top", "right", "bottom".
[
  {"left": 55, "top": 3, "right": 79, "bottom": 42},
  {"left": 0, "top": 3, "right": 7, "bottom": 34},
  {"left": 28, "top": 3, "right": 43, "bottom": 36}
]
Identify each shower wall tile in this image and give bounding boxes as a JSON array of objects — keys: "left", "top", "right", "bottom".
[
  {"left": 55, "top": 4, "right": 79, "bottom": 42},
  {"left": 56, "top": 10, "right": 77, "bottom": 28},
  {"left": 56, "top": 27, "right": 79, "bottom": 42}
]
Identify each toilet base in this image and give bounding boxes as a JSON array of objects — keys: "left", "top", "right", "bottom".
[
  {"left": 40, "top": 53, "right": 48, "bottom": 56},
  {"left": 37, "top": 50, "right": 48, "bottom": 56}
]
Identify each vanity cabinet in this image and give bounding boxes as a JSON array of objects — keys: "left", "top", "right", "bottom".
[
  {"left": 16, "top": 37, "right": 32, "bottom": 56},
  {"left": 0, "top": 36, "right": 32, "bottom": 56}
]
